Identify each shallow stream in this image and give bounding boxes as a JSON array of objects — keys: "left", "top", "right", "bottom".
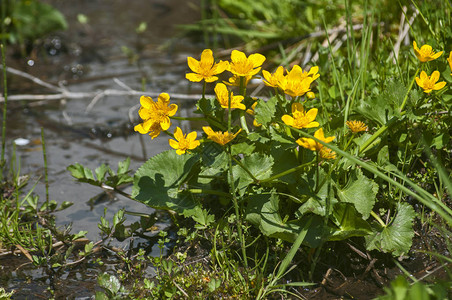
[{"left": 2, "top": 0, "right": 204, "bottom": 297}]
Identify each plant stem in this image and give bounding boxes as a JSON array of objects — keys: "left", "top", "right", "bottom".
[
  {"left": 41, "top": 128, "right": 50, "bottom": 208},
  {"left": 231, "top": 156, "right": 258, "bottom": 182},
  {"left": 370, "top": 210, "right": 386, "bottom": 227},
  {"left": 227, "top": 144, "right": 248, "bottom": 268},
  {"left": 239, "top": 76, "right": 250, "bottom": 134},
  {"left": 202, "top": 81, "right": 207, "bottom": 99},
  {"left": 1, "top": 44, "right": 7, "bottom": 178},
  {"left": 399, "top": 68, "right": 419, "bottom": 112},
  {"left": 185, "top": 188, "right": 231, "bottom": 198}
]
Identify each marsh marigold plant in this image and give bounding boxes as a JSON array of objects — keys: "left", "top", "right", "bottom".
[
  {"left": 297, "top": 128, "right": 335, "bottom": 152},
  {"left": 413, "top": 41, "right": 443, "bottom": 62},
  {"left": 415, "top": 70, "right": 446, "bottom": 93},
  {"left": 282, "top": 103, "right": 319, "bottom": 129},
  {"left": 203, "top": 127, "right": 242, "bottom": 146},
  {"left": 186, "top": 49, "right": 228, "bottom": 82},
  {"left": 228, "top": 50, "right": 266, "bottom": 78},
  {"left": 169, "top": 127, "right": 200, "bottom": 155},
  {"left": 215, "top": 83, "right": 246, "bottom": 110},
  {"left": 346, "top": 120, "right": 368, "bottom": 133},
  {"left": 134, "top": 93, "right": 178, "bottom": 139}
]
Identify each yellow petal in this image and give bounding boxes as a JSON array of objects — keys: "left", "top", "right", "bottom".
[
  {"left": 248, "top": 53, "right": 266, "bottom": 68},
  {"left": 231, "top": 50, "right": 246, "bottom": 62},
  {"left": 200, "top": 49, "right": 214, "bottom": 66},
  {"left": 304, "top": 121, "right": 320, "bottom": 128},
  {"left": 420, "top": 71, "right": 427, "bottom": 80},
  {"left": 214, "top": 60, "right": 229, "bottom": 74},
  {"left": 158, "top": 93, "right": 170, "bottom": 103},
  {"left": 305, "top": 108, "right": 318, "bottom": 121},
  {"left": 168, "top": 104, "right": 178, "bottom": 116},
  {"left": 433, "top": 81, "right": 446, "bottom": 90},
  {"left": 186, "top": 73, "right": 204, "bottom": 82},
  {"left": 430, "top": 70, "right": 440, "bottom": 82},
  {"left": 140, "top": 95, "right": 154, "bottom": 109},
  {"left": 169, "top": 139, "right": 180, "bottom": 150},
  {"left": 203, "top": 126, "right": 214, "bottom": 136},
  {"left": 291, "top": 102, "right": 304, "bottom": 114},
  {"left": 432, "top": 51, "right": 443, "bottom": 60},
  {"left": 176, "top": 149, "right": 186, "bottom": 155},
  {"left": 134, "top": 123, "right": 147, "bottom": 134},
  {"left": 186, "top": 131, "right": 198, "bottom": 142},
  {"left": 281, "top": 115, "right": 294, "bottom": 126},
  {"left": 160, "top": 118, "right": 171, "bottom": 131},
  {"left": 187, "top": 56, "right": 200, "bottom": 73},
  {"left": 204, "top": 75, "right": 219, "bottom": 83},
  {"left": 174, "top": 127, "right": 183, "bottom": 141},
  {"left": 189, "top": 140, "right": 200, "bottom": 149}
]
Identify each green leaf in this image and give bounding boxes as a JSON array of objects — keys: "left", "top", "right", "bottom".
[
  {"left": 246, "top": 192, "right": 329, "bottom": 247},
  {"left": 232, "top": 153, "right": 273, "bottom": 194},
  {"left": 67, "top": 163, "right": 99, "bottom": 186},
  {"left": 117, "top": 157, "right": 131, "bottom": 174},
  {"left": 191, "top": 207, "right": 214, "bottom": 227},
  {"left": 97, "top": 273, "right": 121, "bottom": 294},
  {"left": 335, "top": 168, "right": 378, "bottom": 219},
  {"left": 365, "top": 202, "right": 415, "bottom": 256},
  {"left": 13, "top": 1, "right": 68, "bottom": 40},
  {"left": 297, "top": 179, "right": 337, "bottom": 217},
  {"left": 330, "top": 203, "right": 372, "bottom": 240},
  {"left": 254, "top": 96, "right": 278, "bottom": 126},
  {"left": 95, "top": 164, "right": 109, "bottom": 182},
  {"left": 132, "top": 150, "right": 200, "bottom": 217}
]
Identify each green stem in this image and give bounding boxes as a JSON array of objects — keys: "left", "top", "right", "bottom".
[
  {"left": 40, "top": 128, "right": 49, "bottom": 208},
  {"left": 399, "top": 68, "right": 419, "bottom": 112},
  {"left": 185, "top": 188, "right": 231, "bottom": 198},
  {"left": 370, "top": 210, "right": 386, "bottom": 227},
  {"left": 170, "top": 116, "right": 206, "bottom": 122},
  {"left": 232, "top": 156, "right": 258, "bottom": 182},
  {"left": 202, "top": 81, "right": 207, "bottom": 99},
  {"left": 1, "top": 44, "right": 7, "bottom": 177},
  {"left": 238, "top": 76, "right": 250, "bottom": 134},
  {"left": 359, "top": 116, "right": 399, "bottom": 154},
  {"left": 260, "top": 159, "right": 315, "bottom": 184},
  {"left": 227, "top": 144, "right": 248, "bottom": 268}
]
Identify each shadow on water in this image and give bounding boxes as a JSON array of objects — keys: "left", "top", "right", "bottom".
[{"left": 2, "top": 0, "right": 203, "bottom": 297}]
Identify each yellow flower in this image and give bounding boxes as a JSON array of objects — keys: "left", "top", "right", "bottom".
[
  {"left": 246, "top": 101, "right": 262, "bottom": 127},
  {"left": 296, "top": 128, "right": 335, "bottom": 152},
  {"left": 281, "top": 103, "right": 319, "bottom": 129},
  {"left": 346, "top": 120, "right": 368, "bottom": 133},
  {"left": 415, "top": 70, "right": 447, "bottom": 93},
  {"left": 447, "top": 51, "right": 452, "bottom": 76},
  {"left": 278, "top": 65, "right": 314, "bottom": 97},
  {"left": 300, "top": 66, "right": 320, "bottom": 81},
  {"left": 169, "top": 127, "right": 200, "bottom": 155},
  {"left": 262, "top": 66, "right": 285, "bottom": 88},
  {"left": 319, "top": 147, "right": 336, "bottom": 160},
  {"left": 228, "top": 50, "right": 266, "bottom": 77},
  {"left": 214, "top": 83, "right": 245, "bottom": 110},
  {"left": 134, "top": 93, "right": 178, "bottom": 139},
  {"left": 224, "top": 74, "right": 253, "bottom": 87},
  {"left": 186, "top": 49, "right": 228, "bottom": 82},
  {"left": 203, "top": 126, "right": 242, "bottom": 146},
  {"left": 413, "top": 41, "right": 443, "bottom": 62},
  {"left": 306, "top": 92, "right": 315, "bottom": 99}
]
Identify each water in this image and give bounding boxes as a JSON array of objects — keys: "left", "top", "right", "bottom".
[
  {"left": 2, "top": 0, "right": 203, "bottom": 296},
  {"left": 5, "top": 0, "right": 203, "bottom": 241}
]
